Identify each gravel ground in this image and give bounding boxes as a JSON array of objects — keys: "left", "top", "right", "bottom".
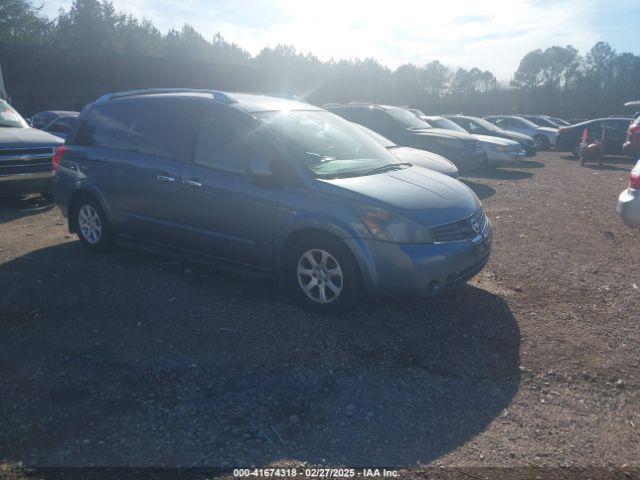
[{"left": 0, "top": 152, "right": 638, "bottom": 470}]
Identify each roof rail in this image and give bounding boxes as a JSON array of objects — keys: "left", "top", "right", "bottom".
[{"left": 96, "top": 88, "right": 237, "bottom": 104}]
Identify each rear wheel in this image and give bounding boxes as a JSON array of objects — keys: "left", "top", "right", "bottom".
[
  {"left": 286, "top": 235, "right": 362, "bottom": 314},
  {"left": 72, "top": 195, "right": 114, "bottom": 253}
]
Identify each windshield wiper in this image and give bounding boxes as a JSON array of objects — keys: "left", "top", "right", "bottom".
[{"left": 362, "top": 162, "right": 412, "bottom": 175}]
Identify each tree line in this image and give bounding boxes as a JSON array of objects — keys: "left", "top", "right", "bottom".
[{"left": 2, "top": 0, "right": 640, "bottom": 119}]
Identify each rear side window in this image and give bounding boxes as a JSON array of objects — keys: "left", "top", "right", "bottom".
[
  {"left": 194, "top": 109, "right": 274, "bottom": 175},
  {"left": 74, "top": 98, "right": 204, "bottom": 161}
]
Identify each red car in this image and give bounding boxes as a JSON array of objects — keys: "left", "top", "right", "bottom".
[
  {"left": 623, "top": 116, "right": 640, "bottom": 156},
  {"left": 623, "top": 101, "right": 640, "bottom": 156}
]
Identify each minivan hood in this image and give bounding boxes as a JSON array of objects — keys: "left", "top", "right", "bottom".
[
  {"left": 318, "top": 166, "right": 480, "bottom": 227},
  {"left": 0, "top": 127, "right": 64, "bottom": 148},
  {"left": 388, "top": 146, "right": 458, "bottom": 177}
]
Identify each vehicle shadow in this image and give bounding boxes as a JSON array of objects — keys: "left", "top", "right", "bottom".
[
  {"left": 0, "top": 243, "right": 521, "bottom": 467},
  {"left": 0, "top": 194, "right": 53, "bottom": 224},
  {"left": 461, "top": 180, "right": 496, "bottom": 200},
  {"left": 463, "top": 167, "right": 533, "bottom": 181},
  {"left": 516, "top": 160, "right": 544, "bottom": 169}
]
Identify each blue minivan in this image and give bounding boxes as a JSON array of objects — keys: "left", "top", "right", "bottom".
[{"left": 52, "top": 89, "right": 492, "bottom": 312}]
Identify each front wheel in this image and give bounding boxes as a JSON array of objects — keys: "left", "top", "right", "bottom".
[
  {"left": 72, "top": 195, "right": 114, "bottom": 252},
  {"left": 534, "top": 135, "right": 550, "bottom": 151},
  {"left": 286, "top": 235, "right": 362, "bottom": 314},
  {"left": 572, "top": 142, "right": 582, "bottom": 158}
]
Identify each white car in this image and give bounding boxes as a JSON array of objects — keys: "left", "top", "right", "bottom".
[
  {"left": 424, "top": 116, "right": 525, "bottom": 167},
  {"left": 475, "top": 134, "right": 526, "bottom": 166},
  {"left": 485, "top": 115, "right": 558, "bottom": 150},
  {"left": 617, "top": 159, "right": 640, "bottom": 228}
]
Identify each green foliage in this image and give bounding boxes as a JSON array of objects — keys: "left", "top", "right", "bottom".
[{"left": 2, "top": 0, "right": 640, "bottom": 117}]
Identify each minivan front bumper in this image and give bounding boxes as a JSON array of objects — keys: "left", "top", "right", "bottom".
[{"left": 346, "top": 219, "right": 492, "bottom": 297}]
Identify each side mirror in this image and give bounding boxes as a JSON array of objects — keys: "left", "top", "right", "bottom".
[{"left": 247, "top": 157, "right": 273, "bottom": 177}]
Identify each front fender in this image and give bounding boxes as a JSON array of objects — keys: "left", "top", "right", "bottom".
[{"left": 273, "top": 208, "right": 378, "bottom": 293}]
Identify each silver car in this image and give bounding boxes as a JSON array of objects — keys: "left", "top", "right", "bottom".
[
  {"left": 617, "top": 159, "right": 640, "bottom": 228},
  {"left": 353, "top": 123, "right": 459, "bottom": 177},
  {"left": 485, "top": 115, "right": 558, "bottom": 150},
  {"left": 424, "top": 116, "right": 525, "bottom": 167}
]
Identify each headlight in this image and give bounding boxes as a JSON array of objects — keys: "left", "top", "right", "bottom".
[
  {"left": 435, "top": 137, "right": 463, "bottom": 148},
  {"left": 356, "top": 206, "right": 434, "bottom": 244},
  {"left": 491, "top": 145, "right": 510, "bottom": 152}
]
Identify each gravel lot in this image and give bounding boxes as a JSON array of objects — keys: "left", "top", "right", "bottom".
[{"left": 0, "top": 152, "right": 639, "bottom": 469}]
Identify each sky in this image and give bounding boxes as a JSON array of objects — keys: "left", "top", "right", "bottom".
[{"left": 39, "top": 0, "right": 640, "bottom": 80}]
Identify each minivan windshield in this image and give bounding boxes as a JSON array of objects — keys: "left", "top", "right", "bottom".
[
  {"left": 386, "top": 108, "right": 431, "bottom": 130},
  {"left": 258, "top": 110, "right": 405, "bottom": 178},
  {"left": 352, "top": 123, "right": 396, "bottom": 148},
  {"left": 0, "top": 100, "right": 28, "bottom": 128}
]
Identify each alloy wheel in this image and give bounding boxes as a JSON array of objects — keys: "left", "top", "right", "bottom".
[
  {"left": 297, "top": 249, "right": 343, "bottom": 304},
  {"left": 78, "top": 204, "right": 102, "bottom": 244}
]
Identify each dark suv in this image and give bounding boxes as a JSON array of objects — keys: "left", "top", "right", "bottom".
[
  {"left": 325, "top": 103, "right": 484, "bottom": 170},
  {"left": 52, "top": 89, "right": 491, "bottom": 312},
  {"left": 0, "top": 99, "right": 64, "bottom": 196}
]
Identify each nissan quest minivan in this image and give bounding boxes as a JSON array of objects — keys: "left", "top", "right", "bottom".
[{"left": 52, "top": 89, "right": 492, "bottom": 312}]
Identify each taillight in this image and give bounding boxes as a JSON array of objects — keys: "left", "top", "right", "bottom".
[
  {"left": 630, "top": 171, "right": 640, "bottom": 189},
  {"left": 52, "top": 145, "right": 68, "bottom": 171},
  {"left": 628, "top": 124, "right": 640, "bottom": 141}
]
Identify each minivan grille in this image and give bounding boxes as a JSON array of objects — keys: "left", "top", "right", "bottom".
[{"left": 431, "top": 208, "right": 487, "bottom": 243}]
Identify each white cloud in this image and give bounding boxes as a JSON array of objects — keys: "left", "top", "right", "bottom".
[{"left": 41, "top": 0, "right": 602, "bottom": 79}]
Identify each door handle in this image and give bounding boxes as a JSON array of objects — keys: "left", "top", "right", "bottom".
[
  {"left": 182, "top": 179, "right": 203, "bottom": 188},
  {"left": 157, "top": 174, "right": 176, "bottom": 183}
]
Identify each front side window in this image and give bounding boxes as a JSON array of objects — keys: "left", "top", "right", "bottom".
[
  {"left": 194, "top": 110, "right": 273, "bottom": 175},
  {"left": 0, "top": 100, "right": 28, "bottom": 128},
  {"left": 74, "top": 98, "right": 204, "bottom": 161},
  {"left": 257, "top": 109, "right": 401, "bottom": 178}
]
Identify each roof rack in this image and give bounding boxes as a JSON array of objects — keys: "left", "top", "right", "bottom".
[{"left": 96, "top": 88, "right": 237, "bottom": 104}]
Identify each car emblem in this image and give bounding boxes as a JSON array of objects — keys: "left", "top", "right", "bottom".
[{"left": 470, "top": 218, "right": 481, "bottom": 234}]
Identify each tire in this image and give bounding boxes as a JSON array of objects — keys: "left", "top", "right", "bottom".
[
  {"left": 534, "top": 135, "right": 550, "bottom": 151},
  {"left": 285, "top": 234, "right": 362, "bottom": 314},
  {"left": 572, "top": 142, "right": 582, "bottom": 158},
  {"left": 71, "top": 194, "right": 114, "bottom": 253}
]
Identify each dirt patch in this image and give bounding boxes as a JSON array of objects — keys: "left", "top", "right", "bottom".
[{"left": 0, "top": 153, "right": 638, "bottom": 468}]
